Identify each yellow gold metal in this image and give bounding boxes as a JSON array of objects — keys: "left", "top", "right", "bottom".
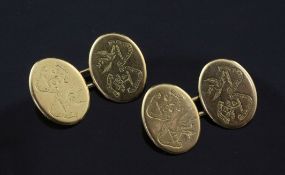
[
  {"left": 141, "top": 84, "right": 200, "bottom": 154},
  {"left": 89, "top": 33, "right": 147, "bottom": 102},
  {"left": 29, "top": 58, "right": 90, "bottom": 125},
  {"left": 80, "top": 68, "right": 90, "bottom": 74},
  {"left": 29, "top": 33, "right": 147, "bottom": 124},
  {"left": 198, "top": 111, "right": 206, "bottom": 117},
  {"left": 198, "top": 59, "right": 257, "bottom": 129},
  {"left": 140, "top": 59, "right": 257, "bottom": 154},
  {"left": 87, "top": 83, "right": 95, "bottom": 88},
  {"left": 192, "top": 96, "right": 206, "bottom": 117},
  {"left": 192, "top": 96, "right": 199, "bottom": 102}
]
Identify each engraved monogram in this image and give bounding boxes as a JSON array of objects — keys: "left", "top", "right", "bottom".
[
  {"left": 35, "top": 64, "right": 86, "bottom": 118},
  {"left": 146, "top": 90, "right": 195, "bottom": 149},
  {"left": 204, "top": 66, "right": 253, "bottom": 124},
  {"left": 95, "top": 40, "right": 143, "bottom": 98}
]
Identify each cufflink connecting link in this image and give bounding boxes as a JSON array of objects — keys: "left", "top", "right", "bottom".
[
  {"left": 141, "top": 59, "right": 257, "bottom": 154},
  {"left": 29, "top": 33, "right": 147, "bottom": 125}
]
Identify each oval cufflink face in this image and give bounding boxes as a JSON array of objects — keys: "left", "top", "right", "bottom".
[
  {"left": 198, "top": 59, "right": 257, "bottom": 129},
  {"left": 89, "top": 33, "right": 147, "bottom": 102},
  {"left": 29, "top": 58, "right": 90, "bottom": 125},
  {"left": 141, "top": 84, "right": 200, "bottom": 154}
]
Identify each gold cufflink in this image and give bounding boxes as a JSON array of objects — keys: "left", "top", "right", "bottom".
[
  {"left": 141, "top": 59, "right": 257, "bottom": 154},
  {"left": 29, "top": 58, "right": 90, "bottom": 125},
  {"left": 198, "top": 59, "right": 257, "bottom": 128},
  {"left": 142, "top": 84, "right": 200, "bottom": 154},
  {"left": 29, "top": 33, "right": 147, "bottom": 125},
  {"left": 87, "top": 33, "right": 147, "bottom": 102}
]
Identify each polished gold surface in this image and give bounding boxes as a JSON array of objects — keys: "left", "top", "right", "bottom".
[
  {"left": 89, "top": 33, "right": 147, "bottom": 102},
  {"left": 29, "top": 58, "right": 90, "bottom": 125},
  {"left": 198, "top": 59, "right": 257, "bottom": 129},
  {"left": 142, "top": 84, "right": 200, "bottom": 154}
]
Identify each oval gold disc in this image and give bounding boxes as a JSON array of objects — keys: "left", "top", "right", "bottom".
[
  {"left": 198, "top": 59, "right": 257, "bottom": 129},
  {"left": 89, "top": 33, "right": 147, "bottom": 102},
  {"left": 29, "top": 58, "right": 90, "bottom": 125},
  {"left": 141, "top": 84, "right": 200, "bottom": 154}
]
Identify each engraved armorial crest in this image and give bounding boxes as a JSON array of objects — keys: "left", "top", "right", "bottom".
[
  {"left": 89, "top": 33, "right": 147, "bottom": 102},
  {"left": 199, "top": 59, "right": 257, "bottom": 129},
  {"left": 29, "top": 58, "right": 90, "bottom": 125},
  {"left": 141, "top": 59, "right": 257, "bottom": 154},
  {"left": 29, "top": 33, "right": 146, "bottom": 125},
  {"left": 203, "top": 66, "right": 253, "bottom": 124},
  {"left": 95, "top": 40, "right": 143, "bottom": 98},
  {"left": 142, "top": 84, "right": 200, "bottom": 154},
  {"left": 35, "top": 64, "right": 86, "bottom": 119},
  {"left": 146, "top": 90, "right": 183, "bottom": 121},
  {"left": 146, "top": 90, "right": 194, "bottom": 149}
]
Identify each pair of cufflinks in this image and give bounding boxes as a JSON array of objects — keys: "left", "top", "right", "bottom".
[
  {"left": 29, "top": 33, "right": 147, "bottom": 124},
  {"left": 29, "top": 33, "right": 257, "bottom": 154},
  {"left": 142, "top": 59, "right": 257, "bottom": 154}
]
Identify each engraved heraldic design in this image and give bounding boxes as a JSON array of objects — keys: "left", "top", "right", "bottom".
[
  {"left": 35, "top": 64, "right": 86, "bottom": 118},
  {"left": 204, "top": 66, "right": 253, "bottom": 124},
  {"left": 146, "top": 90, "right": 195, "bottom": 149},
  {"left": 95, "top": 40, "right": 143, "bottom": 98}
]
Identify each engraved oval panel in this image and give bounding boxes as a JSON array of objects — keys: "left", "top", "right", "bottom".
[
  {"left": 198, "top": 59, "right": 257, "bottom": 129},
  {"left": 29, "top": 58, "right": 90, "bottom": 125},
  {"left": 89, "top": 33, "right": 147, "bottom": 102},
  {"left": 141, "top": 84, "right": 200, "bottom": 154}
]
